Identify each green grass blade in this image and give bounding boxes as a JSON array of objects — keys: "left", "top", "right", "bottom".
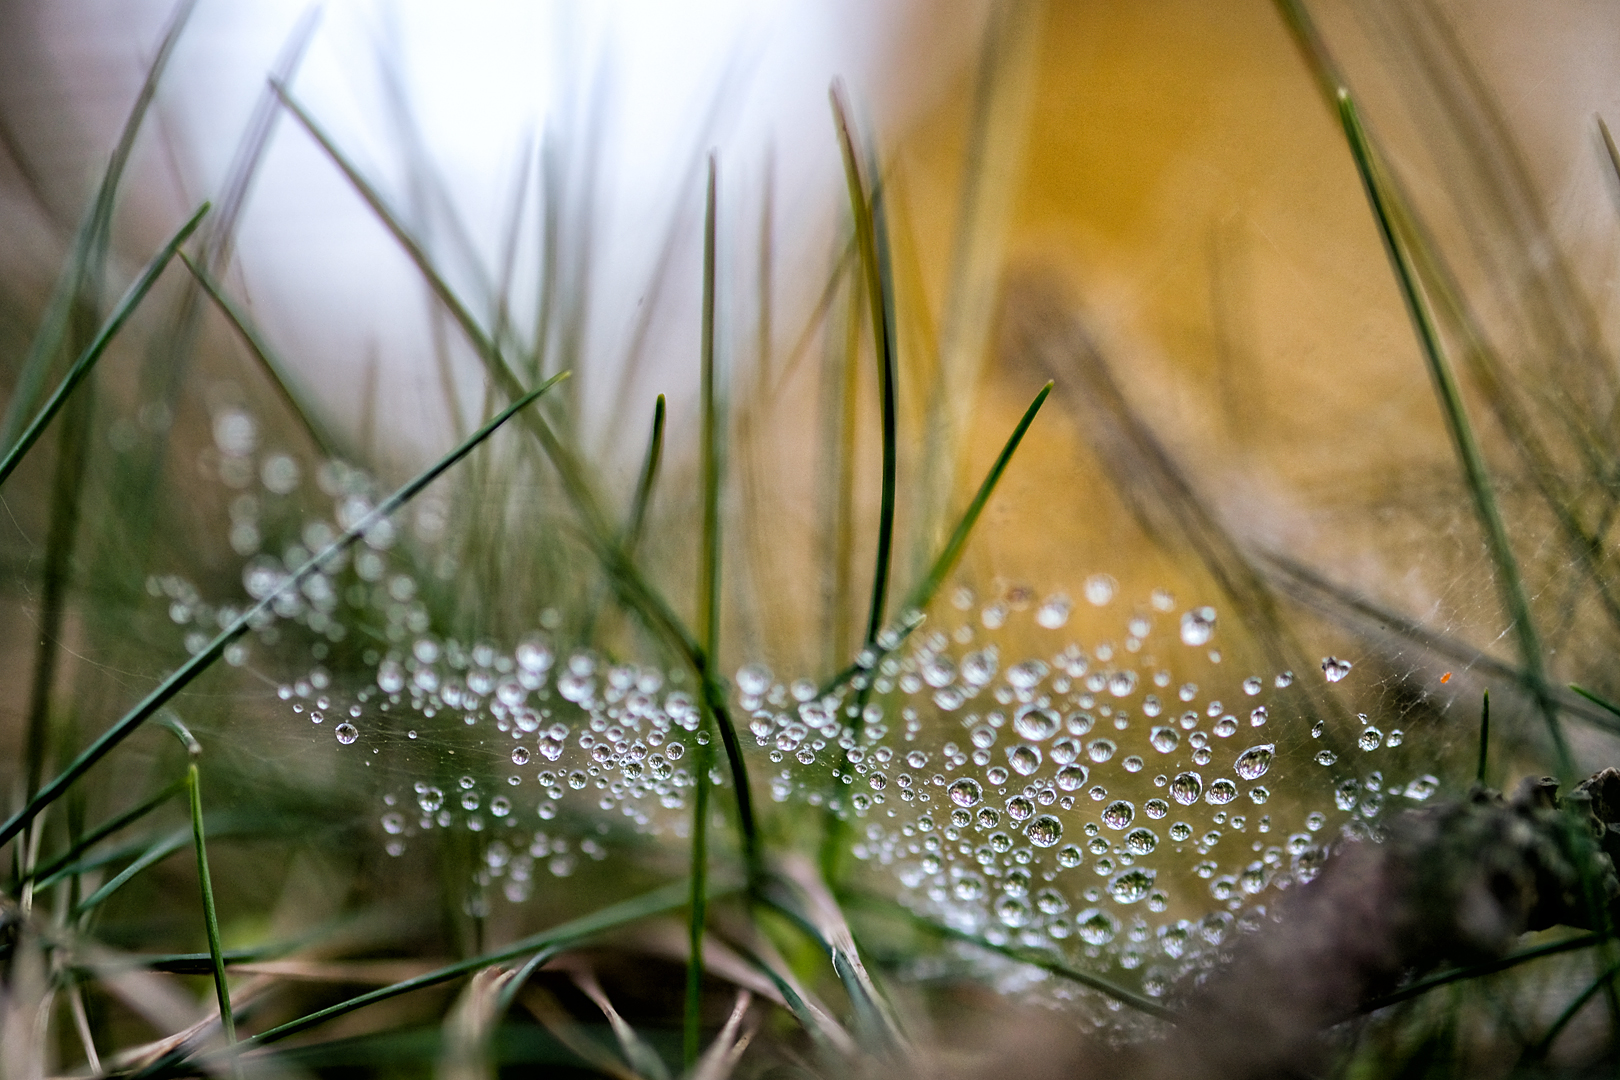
[
  {"left": 830, "top": 82, "right": 899, "bottom": 649},
  {"left": 72, "top": 827, "right": 191, "bottom": 917},
  {"left": 1524, "top": 957, "right": 1620, "bottom": 1061},
  {"left": 27, "top": 776, "right": 187, "bottom": 887},
  {"left": 1337, "top": 90, "right": 1569, "bottom": 778},
  {"left": 625, "top": 395, "right": 666, "bottom": 556},
  {"left": 820, "top": 381, "right": 1051, "bottom": 696},
  {"left": 179, "top": 252, "right": 339, "bottom": 458},
  {"left": 0, "top": 204, "right": 208, "bottom": 490},
  {"left": 1600, "top": 116, "right": 1620, "bottom": 191},
  {"left": 1360, "top": 932, "right": 1605, "bottom": 1013},
  {"left": 1571, "top": 684, "right": 1620, "bottom": 720},
  {"left": 842, "top": 891, "right": 1175, "bottom": 1022},
  {"left": 0, "top": 374, "right": 565, "bottom": 852},
  {"left": 187, "top": 762, "right": 236, "bottom": 1056},
  {"left": 0, "top": 0, "right": 198, "bottom": 447},
  {"left": 688, "top": 154, "right": 722, "bottom": 1070},
  {"left": 1477, "top": 690, "right": 1490, "bottom": 785},
  {"left": 276, "top": 81, "right": 764, "bottom": 874}
]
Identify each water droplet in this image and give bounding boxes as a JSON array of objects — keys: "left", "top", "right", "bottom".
[
  {"left": 1180, "top": 607, "right": 1217, "bottom": 646},
  {"left": 1034, "top": 887, "right": 1069, "bottom": 915},
  {"left": 1169, "top": 822, "right": 1192, "bottom": 841},
  {"left": 511, "top": 746, "right": 531, "bottom": 766},
  {"left": 1150, "top": 726, "right": 1179, "bottom": 753},
  {"left": 1250, "top": 705, "right": 1268, "bottom": 727},
  {"left": 1235, "top": 744, "right": 1274, "bottom": 780},
  {"left": 977, "top": 807, "right": 1000, "bottom": 828},
  {"left": 986, "top": 766, "right": 1009, "bottom": 786},
  {"left": 1387, "top": 729, "right": 1404, "bottom": 747},
  {"left": 1124, "top": 827, "right": 1158, "bottom": 855},
  {"left": 1036, "top": 595, "right": 1072, "bottom": 629},
  {"left": 1007, "top": 745, "right": 1042, "bottom": 776},
  {"left": 953, "top": 874, "right": 986, "bottom": 901},
  {"left": 1006, "top": 796, "right": 1035, "bottom": 822},
  {"left": 1122, "top": 755, "right": 1143, "bottom": 773},
  {"left": 1358, "top": 726, "right": 1383, "bottom": 751},
  {"left": 1056, "top": 765, "right": 1089, "bottom": 791},
  {"left": 1242, "top": 676, "right": 1262, "bottom": 696},
  {"left": 1101, "top": 800, "right": 1134, "bottom": 829},
  {"left": 1144, "top": 798, "right": 1168, "bottom": 819},
  {"left": 1335, "top": 778, "right": 1360, "bottom": 811},
  {"left": 1109, "top": 868, "right": 1155, "bottom": 904},
  {"left": 1248, "top": 786, "right": 1269, "bottom": 804},
  {"left": 1204, "top": 779, "right": 1237, "bottom": 805},
  {"left": 1013, "top": 706, "right": 1061, "bottom": 742},
  {"left": 1315, "top": 750, "right": 1337, "bottom": 766},
  {"left": 1403, "top": 774, "right": 1439, "bottom": 800},
  {"left": 1057, "top": 844, "right": 1083, "bottom": 868},
  {"left": 335, "top": 723, "right": 358, "bottom": 744},
  {"left": 1050, "top": 736, "right": 1081, "bottom": 764},
  {"left": 490, "top": 796, "right": 512, "bottom": 818},
  {"left": 1108, "top": 670, "right": 1137, "bottom": 698},
  {"left": 1076, "top": 908, "right": 1118, "bottom": 945},
  {"left": 1213, "top": 715, "right": 1237, "bottom": 738},
  {"left": 1087, "top": 738, "right": 1116, "bottom": 763},
  {"left": 1084, "top": 575, "right": 1117, "bottom": 606},
  {"left": 381, "top": 811, "right": 404, "bottom": 834},
  {"left": 948, "top": 778, "right": 983, "bottom": 808},
  {"left": 1025, "top": 815, "right": 1063, "bottom": 847},
  {"left": 995, "top": 895, "right": 1032, "bottom": 927},
  {"left": 1321, "top": 656, "right": 1353, "bottom": 682},
  {"left": 1170, "top": 772, "right": 1203, "bottom": 805}
]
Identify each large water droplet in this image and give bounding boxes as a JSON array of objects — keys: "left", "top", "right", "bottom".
[
  {"left": 1124, "top": 827, "right": 1158, "bottom": 855},
  {"left": 1321, "top": 656, "right": 1353, "bottom": 682},
  {"left": 1169, "top": 822, "right": 1192, "bottom": 841},
  {"left": 1057, "top": 844, "right": 1083, "bottom": 868},
  {"left": 995, "top": 895, "right": 1032, "bottom": 927},
  {"left": 335, "top": 722, "right": 358, "bottom": 744},
  {"left": 1109, "top": 868, "right": 1155, "bottom": 904},
  {"left": 1025, "top": 814, "right": 1063, "bottom": 847},
  {"left": 947, "top": 777, "right": 983, "bottom": 808},
  {"left": 1204, "top": 779, "right": 1237, "bottom": 805},
  {"left": 1007, "top": 745, "right": 1042, "bottom": 776},
  {"left": 1108, "top": 670, "right": 1137, "bottom": 698},
  {"left": 1087, "top": 738, "right": 1116, "bottom": 763},
  {"left": 1101, "top": 800, "right": 1135, "bottom": 830},
  {"left": 1056, "top": 765, "right": 1089, "bottom": 791},
  {"left": 511, "top": 746, "right": 531, "bottom": 766},
  {"left": 1144, "top": 798, "right": 1169, "bottom": 819},
  {"left": 1006, "top": 796, "right": 1035, "bottom": 822},
  {"left": 1076, "top": 908, "right": 1119, "bottom": 945},
  {"left": 1235, "top": 744, "right": 1274, "bottom": 780},
  {"left": 1358, "top": 726, "right": 1383, "bottom": 751},
  {"left": 1180, "top": 607, "right": 1217, "bottom": 646},
  {"left": 1034, "top": 887, "right": 1069, "bottom": 915},
  {"left": 1013, "top": 705, "right": 1061, "bottom": 742},
  {"left": 1150, "top": 726, "right": 1179, "bottom": 753},
  {"left": 1170, "top": 771, "right": 1203, "bottom": 805},
  {"left": 1036, "top": 595, "right": 1071, "bottom": 629}
]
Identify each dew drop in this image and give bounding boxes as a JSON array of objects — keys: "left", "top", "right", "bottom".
[
  {"left": 1169, "top": 822, "right": 1192, "bottom": 842},
  {"left": 334, "top": 722, "right": 358, "bottom": 744},
  {"left": 1109, "top": 868, "right": 1155, "bottom": 904},
  {"left": 1013, "top": 706, "right": 1062, "bottom": 742},
  {"left": 511, "top": 746, "right": 531, "bottom": 766},
  {"left": 1143, "top": 798, "right": 1168, "bottom": 819},
  {"left": 1170, "top": 772, "right": 1203, "bottom": 805},
  {"left": 1057, "top": 844, "right": 1083, "bottom": 868},
  {"left": 1006, "top": 796, "right": 1035, "bottom": 822},
  {"left": 1025, "top": 815, "right": 1063, "bottom": 847},
  {"left": 1076, "top": 908, "right": 1119, "bottom": 945},
  {"left": 1101, "top": 800, "right": 1134, "bottom": 830},
  {"left": 996, "top": 895, "right": 1032, "bottom": 927},
  {"left": 1150, "top": 726, "right": 1179, "bottom": 753},
  {"left": 1242, "top": 676, "right": 1262, "bottom": 696},
  {"left": 1084, "top": 575, "right": 1117, "bottom": 606},
  {"left": 1204, "top": 779, "right": 1237, "bottom": 805},
  {"left": 1235, "top": 744, "right": 1274, "bottom": 781},
  {"left": 1315, "top": 750, "right": 1338, "bottom": 766},
  {"left": 1056, "top": 765, "right": 1089, "bottom": 791},
  {"left": 1124, "top": 827, "right": 1158, "bottom": 855},
  {"left": 1358, "top": 726, "right": 1383, "bottom": 751},
  {"left": 1036, "top": 595, "right": 1072, "bottom": 629},
  {"left": 1035, "top": 887, "right": 1069, "bottom": 915},
  {"left": 1180, "top": 607, "right": 1217, "bottom": 647},
  {"left": 977, "top": 807, "right": 1000, "bottom": 828},
  {"left": 1250, "top": 705, "right": 1268, "bottom": 727},
  {"left": 1087, "top": 738, "right": 1116, "bottom": 763},
  {"left": 947, "top": 777, "right": 983, "bottom": 808},
  {"left": 1321, "top": 657, "right": 1353, "bottom": 683},
  {"left": 1007, "top": 745, "right": 1042, "bottom": 776},
  {"left": 1403, "top": 774, "right": 1439, "bottom": 800}
]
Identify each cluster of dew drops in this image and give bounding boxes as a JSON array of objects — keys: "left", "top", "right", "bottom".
[
  {"left": 736, "top": 576, "right": 1444, "bottom": 999},
  {"left": 161, "top": 406, "right": 1440, "bottom": 974}
]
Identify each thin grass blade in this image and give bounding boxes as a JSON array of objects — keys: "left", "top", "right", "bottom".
[
  {"left": 28, "top": 776, "right": 187, "bottom": 887},
  {"left": 186, "top": 762, "right": 237, "bottom": 1058},
  {"left": 0, "top": 204, "right": 208, "bottom": 489},
  {"left": 0, "top": 373, "right": 565, "bottom": 852}
]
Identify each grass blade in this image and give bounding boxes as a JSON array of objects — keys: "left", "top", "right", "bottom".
[
  {"left": 187, "top": 761, "right": 237, "bottom": 1057},
  {"left": 689, "top": 153, "right": 723, "bottom": 1070},
  {"left": 179, "top": 252, "right": 340, "bottom": 458},
  {"left": 1360, "top": 932, "right": 1606, "bottom": 1013},
  {"left": 0, "top": 204, "right": 208, "bottom": 489},
  {"left": 830, "top": 82, "right": 899, "bottom": 650},
  {"left": 72, "top": 827, "right": 191, "bottom": 917},
  {"left": 1337, "top": 90, "right": 1569, "bottom": 778},
  {"left": 842, "top": 890, "right": 1175, "bottom": 1022},
  {"left": 1571, "top": 684, "right": 1620, "bottom": 720},
  {"left": 1477, "top": 690, "right": 1490, "bottom": 785},
  {"left": 27, "top": 776, "right": 187, "bottom": 888},
  {"left": 0, "top": 373, "right": 566, "bottom": 852},
  {"left": 1524, "top": 957, "right": 1620, "bottom": 1060}
]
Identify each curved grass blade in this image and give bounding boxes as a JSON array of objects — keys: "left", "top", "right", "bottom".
[
  {"left": 0, "top": 204, "right": 208, "bottom": 489},
  {"left": 0, "top": 373, "right": 566, "bottom": 853},
  {"left": 273, "top": 82, "right": 763, "bottom": 872},
  {"left": 575, "top": 970, "right": 672, "bottom": 1080},
  {"left": 830, "top": 81, "right": 898, "bottom": 652},
  {"left": 179, "top": 252, "right": 339, "bottom": 458},
  {"left": 1571, "top": 684, "right": 1620, "bottom": 720},
  {"left": 72, "top": 827, "right": 190, "bottom": 917},
  {"left": 842, "top": 890, "right": 1175, "bottom": 1022},
  {"left": 1337, "top": 90, "right": 1569, "bottom": 778}
]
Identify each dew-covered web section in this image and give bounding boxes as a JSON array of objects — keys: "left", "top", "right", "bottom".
[{"left": 158, "top": 404, "right": 1447, "bottom": 1016}]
